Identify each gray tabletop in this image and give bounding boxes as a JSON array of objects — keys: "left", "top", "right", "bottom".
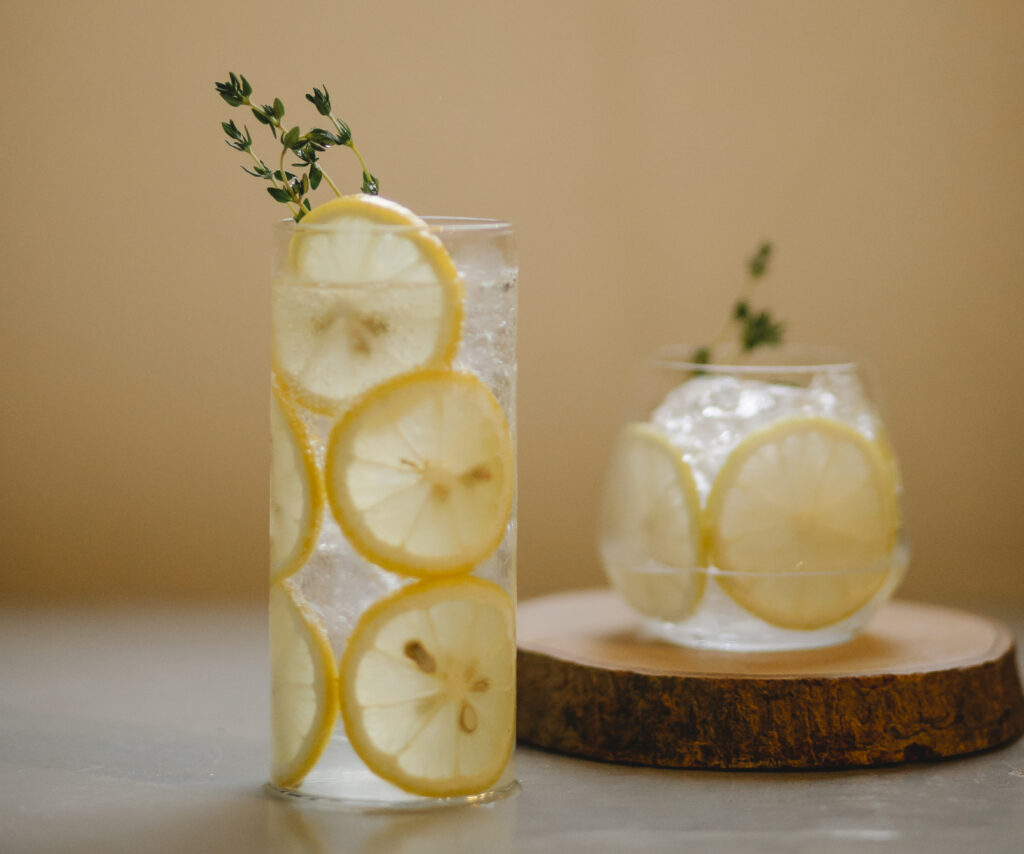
[{"left": 2, "top": 604, "right": 1022, "bottom": 854}]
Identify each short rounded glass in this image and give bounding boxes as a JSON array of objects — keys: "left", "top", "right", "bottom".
[{"left": 598, "top": 345, "right": 909, "bottom": 651}]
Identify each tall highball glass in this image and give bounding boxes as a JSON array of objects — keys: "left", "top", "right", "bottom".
[{"left": 268, "top": 208, "right": 517, "bottom": 807}]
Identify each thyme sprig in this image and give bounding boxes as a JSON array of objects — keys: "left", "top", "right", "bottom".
[
  {"left": 215, "top": 73, "right": 378, "bottom": 220},
  {"left": 693, "top": 242, "right": 785, "bottom": 365}
]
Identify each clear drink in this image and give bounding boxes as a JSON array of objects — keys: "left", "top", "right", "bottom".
[
  {"left": 600, "top": 346, "right": 908, "bottom": 651},
  {"left": 268, "top": 203, "right": 517, "bottom": 806}
]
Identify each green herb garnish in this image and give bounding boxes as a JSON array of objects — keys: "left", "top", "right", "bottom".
[
  {"left": 215, "top": 72, "right": 378, "bottom": 221},
  {"left": 694, "top": 241, "right": 785, "bottom": 364}
]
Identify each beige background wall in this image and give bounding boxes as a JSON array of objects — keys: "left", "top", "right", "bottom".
[{"left": 1, "top": 1, "right": 1022, "bottom": 606}]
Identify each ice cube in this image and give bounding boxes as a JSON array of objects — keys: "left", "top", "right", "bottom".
[
  {"left": 471, "top": 517, "right": 517, "bottom": 599},
  {"left": 805, "top": 369, "right": 882, "bottom": 441},
  {"left": 293, "top": 515, "right": 406, "bottom": 658},
  {"left": 650, "top": 371, "right": 881, "bottom": 499},
  {"left": 454, "top": 275, "right": 517, "bottom": 424}
]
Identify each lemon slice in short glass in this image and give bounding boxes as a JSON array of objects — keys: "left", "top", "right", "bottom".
[
  {"left": 339, "top": 577, "right": 515, "bottom": 798},
  {"left": 325, "top": 369, "right": 514, "bottom": 578},
  {"left": 706, "top": 416, "right": 900, "bottom": 630},
  {"left": 599, "top": 423, "right": 706, "bottom": 621},
  {"left": 273, "top": 195, "right": 463, "bottom": 414},
  {"left": 270, "top": 381, "right": 322, "bottom": 583},
  {"left": 270, "top": 582, "right": 338, "bottom": 788}
]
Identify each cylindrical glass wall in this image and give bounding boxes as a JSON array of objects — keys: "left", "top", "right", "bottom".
[{"left": 268, "top": 205, "right": 517, "bottom": 806}]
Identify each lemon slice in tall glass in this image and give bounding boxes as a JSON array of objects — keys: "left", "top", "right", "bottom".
[
  {"left": 273, "top": 195, "right": 463, "bottom": 414},
  {"left": 706, "top": 416, "right": 899, "bottom": 630},
  {"left": 339, "top": 577, "right": 515, "bottom": 798},
  {"left": 325, "top": 369, "right": 514, "bottom": 578},
  {"left": 270, "top": 381, "right": 322, "bottom": 583},
  {"left": 270, "top": 582, "right": 338, "bottom": 788}
]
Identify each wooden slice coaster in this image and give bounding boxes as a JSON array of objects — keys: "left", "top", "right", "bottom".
[{"left": 516, "top": 590, "right": 1024, "bottom": 769}]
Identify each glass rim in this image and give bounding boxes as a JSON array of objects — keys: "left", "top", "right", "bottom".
[
  {"left": 273, "top": 215, "right": 514, "bottom": 236},
  {"left": 647, "top": 343, "right": 862, "bottom": 373}
]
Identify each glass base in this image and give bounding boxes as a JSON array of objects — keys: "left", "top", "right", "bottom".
[
  {"left": 646, "top": 618, "right": 859, "bottom": 652},
  {"left": 264, "top": 779, "right": 520, "bottom": 813},
  {"left": 264, "top": 732, "right": 519, "bottom": 811},
  {"left": 637, "top": 565, "right": 905, "bottom": 652}
]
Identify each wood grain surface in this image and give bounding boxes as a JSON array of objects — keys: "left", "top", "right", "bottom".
[{"left": 516, "top": 590, "right": 1024, "bottom": 768}]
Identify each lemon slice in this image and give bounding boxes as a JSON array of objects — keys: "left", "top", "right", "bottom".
[
  {"left": 706, "top": 416, "right": 900, "bottom": 630},
  {"left": 599, "top": 423, "right": 706, "bottom": 621},
  {"left": 270, "top": 582, "right": 338, "bottom": 788},
  {"left": 325, "top": 369, "right": 514, "bottom": 578},
  {"left": 339, "top": 577, "right": 515, "bottom": 798},
  {"left": 273, "top": 195, "right": 463, "bottom": 414},
  {"left": 270, "top": 380, "right": 322, "bottom": 583}
]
